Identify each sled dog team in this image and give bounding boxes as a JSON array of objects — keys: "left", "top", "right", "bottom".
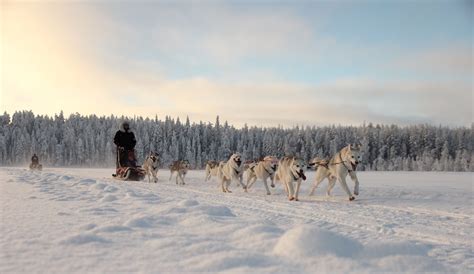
[{"left": 144, "top": 144, "right": 362, "bottom": 201}]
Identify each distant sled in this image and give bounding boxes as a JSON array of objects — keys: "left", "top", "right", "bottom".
[{"left": 29, "top": 163, "right": 42, "bottom": 171}]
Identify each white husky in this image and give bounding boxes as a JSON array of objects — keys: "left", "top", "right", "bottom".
[
  {"left": 143, "top": 152, "right": 160, "bottom": 183},
  {"left": 308, "top": 144, "right": 362, "bottom": 201},
  {"left": 205, "top": 160, "right": 220, "bottom": 181},
  {"left": 169, "top": 160, "right": 190, "bottom": 185},
  {"left": 274, "top": 157, "right": 307, "bottom": 201},
  {"left": 246, "top": 156, "right": 278, "bottom": 195},
  {"left": 218, "top": 153, "right": 247, "bottom": 193}
]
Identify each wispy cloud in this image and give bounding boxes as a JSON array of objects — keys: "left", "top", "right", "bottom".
[
  {"left": 390, "top": 46, "right": 472, "bottom": 76},
  {"left": 1, "top": 1, "right": 471, "bottom": 127}
]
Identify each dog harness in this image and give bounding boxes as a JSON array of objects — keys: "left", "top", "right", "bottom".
[
  {"left": 263, "top": 166, "right": 275, "bottom": 176},
  {"left": 330, "top": 152, "right": 356, "bottom": 173},
  {"left": 232, "top": 167, "right": 241, "bottom": 175}
]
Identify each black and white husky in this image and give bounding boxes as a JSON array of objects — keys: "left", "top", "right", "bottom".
[
  {"left": 143, "top": 152, "right": 160, "bottom": 183},
  {"left": 218, "top": 153, "right": 246, "bottom": 193},
  {"left": 274, "top": 157, "right": 307, "bottom": 201}
]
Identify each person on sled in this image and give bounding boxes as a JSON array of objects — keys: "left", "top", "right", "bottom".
[
  {"left": 114, "top": 121, "right": 137, "bottom": 168},
  {"left": 31, "top": 154, "right": 39, "bottom": 166},
  {"left": 29, "top": 153, "right": 42, "bottom": 170}
]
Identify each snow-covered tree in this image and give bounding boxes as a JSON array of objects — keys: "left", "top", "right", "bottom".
[{"left": 0, "top": 111, "right": 471, "bottom": 171}]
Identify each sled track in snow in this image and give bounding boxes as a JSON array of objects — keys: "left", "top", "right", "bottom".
[
  {"left": 10, "top": 168, "right": 473, "bottom": 249},
  {"left": 122, "top": 179, "right": 472, "bottom": 248}
]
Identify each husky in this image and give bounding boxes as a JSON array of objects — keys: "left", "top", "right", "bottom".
[
  {"left": 169, "top": 160, "right": 190, "bottom": 185},
  {"left": 143, "top": 152, "right": 160, "bottom": 183},
  {"left": 274, "top": 157, "right": 307, "bottom": 201},
  {"left": 308, "top": 144, "right": 362, "bottom": 201},
  {"left": 205, "top": 160, "right": 220, "bottom": 182},
  {"left": 246, "top": 156, "right": 279, "bottom": 195},
  {"left": 218, "top": 153, "right": 247, "bottom": 193}
]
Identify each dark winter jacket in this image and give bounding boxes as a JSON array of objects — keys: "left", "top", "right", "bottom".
[
  {"left": 114, "top": 128, "right": 137, "bottom": 150},
  {"left": 31, "top": 155, "right": 39, "bottom": 164}
]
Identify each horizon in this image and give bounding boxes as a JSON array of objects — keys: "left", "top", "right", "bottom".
[
  {"left": 1, "top": 1, "right": 472, "bottom": 127},
  {"left": 2, "top": 109, "right": 472, "bottom": 130}
]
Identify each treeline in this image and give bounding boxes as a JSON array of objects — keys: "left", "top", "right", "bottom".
[{"left": 0, "top": 111, "right": 472, "bottom": 171}]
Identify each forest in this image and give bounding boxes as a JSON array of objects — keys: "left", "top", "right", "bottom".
[{"left": 0, "top": 111, "right": 472, "bottom": 171}]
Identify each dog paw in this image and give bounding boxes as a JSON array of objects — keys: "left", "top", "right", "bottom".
[
  {"left": 295, "top": 198, "right": 299, "bottom": 201},
  {"left": 354, "top": 191, "right": 359, "bottom": 196},
  {"left": 289, "top": 197, "right": 295, "bottom": 201},
  {"left": 266, "top": 192, "right": 271, "bottom": 195},
  {"left": 349, "top": 196, "right": 355, "bottom": 201},
  {"left": 270, "top": 184, "right": 275, "bottom": 188}
]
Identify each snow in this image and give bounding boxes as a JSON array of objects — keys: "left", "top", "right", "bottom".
[{"left": 1, "top": 167, "right": 472, "bottom": 273}]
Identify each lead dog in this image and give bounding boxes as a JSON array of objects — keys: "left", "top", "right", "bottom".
[
  {"left": 205, "top": 160, "right": 220, "bottom": 182},
  {"left": 143, "top": 152, "right": 160, "bottom": 183},
  {"left": 169, "top": 160, "right": 190, "bottom": 185},
  {"left": 308, "top": 144, "right": 362, "bottom": 201},
  {"left": 246, "top": 156, "right": 278, "bottom": 195},
  {"left": 218, "top": 153, "right": 247, "bottom": 193},
  {"left": 274, "top": 157, "right": 307, "bottom": 201}
]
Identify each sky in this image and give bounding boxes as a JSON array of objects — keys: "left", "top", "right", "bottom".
[{"left": 1, "top": 0, "right": 472, "bottom": 127}]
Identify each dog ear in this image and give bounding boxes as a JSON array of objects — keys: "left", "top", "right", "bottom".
[{"left": 348, "top": 144, "right": 352, "bottom": 150}]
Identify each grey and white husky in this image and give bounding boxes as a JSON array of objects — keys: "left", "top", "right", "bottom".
[
  {"left": 246, "top": 156, "right": 278, "bottom": 195},
  {"left": 308, "top": 144, "right": 362, "bottom": 201},
  {"left": 169, "top": 160, "right": 190, "bottom": 185}
]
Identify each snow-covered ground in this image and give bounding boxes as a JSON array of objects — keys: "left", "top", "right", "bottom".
[{"left": 1, "top": 167, "right": 472, "bottom": 273}]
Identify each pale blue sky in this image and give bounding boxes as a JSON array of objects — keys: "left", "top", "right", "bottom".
[{"left": 2, "top": 0, "right": 472, "bottom": 127}]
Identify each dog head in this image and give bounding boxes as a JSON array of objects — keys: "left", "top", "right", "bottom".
[
  {"left": 307, "top": 158, "right": 317, "bottom": 170},
  {"left": 207, "top": 160, "right": 218, "bottom": 168},
  {"left": 289, "top": 157, "right": 306, "bottom": 180},
  {"left": 181, "top": 160, "right": 190, "bottom": 169},
  {"left": 149, "top": 151, "right": 159, "bottom": 163},
  {"left": 346, "top": 144, "right": 362, "bottom": 169},
  {"left": 263, "top": 156, "right": 278, "bottom": 171},
  {"left": 230, "top": 153, "right": 242, "bottom": 167}
]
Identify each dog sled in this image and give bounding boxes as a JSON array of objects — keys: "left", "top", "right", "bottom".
[
  {"left": 29, "top": 163, "right": 43, "bottom": 171},
  {"left": 112, "top": 148, "right": 145, "bottom": 181}
]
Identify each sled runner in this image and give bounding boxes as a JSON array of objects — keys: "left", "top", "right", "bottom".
[{"left": 112, "top": 148, "right": 145, "bottom": 181}]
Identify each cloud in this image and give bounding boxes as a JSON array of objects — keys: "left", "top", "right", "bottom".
[
  {"left": 390, "top": 46, "right": 472, "bottom": 76},
  {"left": 1, "top": 2, "right": 471, "bottom": 128},
  {"left": 139, "top": 3, "right": 317, "bottom": 65}
]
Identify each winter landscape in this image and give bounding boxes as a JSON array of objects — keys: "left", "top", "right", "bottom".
[
  {"left": 1, "top": 168, "right": 472, "bottom": 273},
  {"left": 2, "top": 1, "right": 472, "bottom": 273}
]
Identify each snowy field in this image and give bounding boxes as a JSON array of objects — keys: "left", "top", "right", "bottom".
[{"left": 1, "top": 167, "right": 472, "bottom": 273}]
